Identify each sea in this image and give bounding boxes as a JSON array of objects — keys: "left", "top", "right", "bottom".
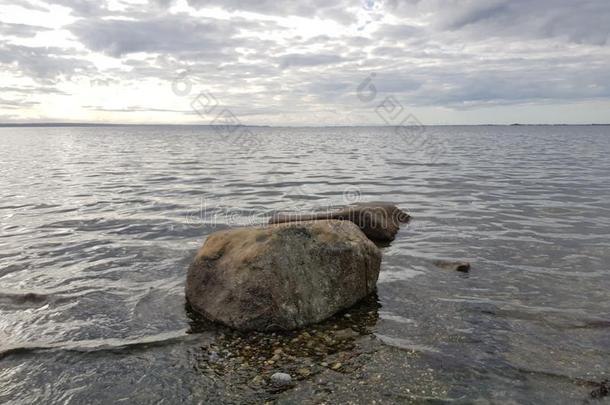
[{"left": 1, "top": 125, "right": 609, "bottom": 404}]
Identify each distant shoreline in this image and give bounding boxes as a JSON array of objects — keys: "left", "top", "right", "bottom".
[{"left": 1, "top": 123, "right": 609, "bottom": 128}]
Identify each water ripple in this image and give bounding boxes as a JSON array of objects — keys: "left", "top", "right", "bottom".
[{"left": 1, "top": 125, "right": 609, "bottom": 403}]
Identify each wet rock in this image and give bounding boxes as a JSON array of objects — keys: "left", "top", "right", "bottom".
[
  {"left": 0, "top": 291, "right": 50, "bottom": 305},
  {"left": 591, "top": 379, "right": 609, "bottom": 399},
  {"left": 208, "top": 351, "right": 220, "bottom": 363},
  {"left": 269, "top": 203, "right": 410, "bottom": 242},
  {"left": 270, "top": 372, "right": 292, "bottom": 385},
  {"left": 333, "top": 328, "right": 359, "bottom": 340},
  {"left": 297, "top": 367, "right": 312, "bottom": 377},
  {"left": 433, "top": 259, "right": 471, "bottom": 273},
  {"left": 186, "top": 220, "right": 381, "bottom": 331},
  {"left": 250, "top": 375, "right": 265, "bottom": 385}
]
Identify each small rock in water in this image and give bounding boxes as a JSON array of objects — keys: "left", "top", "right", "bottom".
[
  {"left": 250, "top": 375, "right": 264, "bottom": 385},
  {"left": 591, "top": 379, "right": 609, "bottom": 399},
  {"left": 433, "top": 259, "right": 471, "bottom": 273},
  {"left": 297, "top": 367, "right": 311, "bottom": 377},
  {"left": 208, "top": 351, "right": 220, "bottom": 363},
  {"left": 334, "top": 328, "right": 359, "bottom": 340},
  {"left": 268, "top": 203, "right": 410, "bottom": 242},
  {"left": 270, "top": 372, "right": 292, "bottom": 385}
]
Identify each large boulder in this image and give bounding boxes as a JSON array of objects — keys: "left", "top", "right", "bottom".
[
  {"left": 269, "top": 203, "right": 410, "bottom": 242},
  {"left": 186, "top": 220, "right": 381, "bottom": 331}
]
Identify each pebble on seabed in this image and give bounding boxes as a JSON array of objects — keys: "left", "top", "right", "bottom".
[
  {"left": 270, "top": 372, "right": 292, "bottom": 385},
  {"left": 208, "top": 351, "right": 220, "bottom": 363}
]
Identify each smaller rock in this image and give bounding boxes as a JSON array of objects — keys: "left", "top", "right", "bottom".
[
  {"left": 296, "top": 367, "right": 311, "bottom": 377},
  {"left": 433, "top": 259, "right": 471, "bottom": 273},
  {"left": 270, "top": 372, "right": 292, "bottom": 385},
  {"left": 208, "top": 351, "right": 220, "bottom": 363},
  {"left": 268, "top": 203, "right": 410, "bottom": 242},
  {"left": 331, "top": 362, "right": 342, "bottom": 370},
  {"left": 591, "top": 379, "right": 609, "bottom": 399},
  {"left": 334, "top": 328, "right": 359, "bottom": 340},
  {"left": 250, "top": 375, "right": 265, "bottom": 385}
]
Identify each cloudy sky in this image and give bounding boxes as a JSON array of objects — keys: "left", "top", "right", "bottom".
[{"left": 1, "top": 0, "right": 609, "bottom": 125}]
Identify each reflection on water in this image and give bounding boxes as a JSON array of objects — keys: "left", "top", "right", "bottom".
[{"left": 1, "top": 125, "right": 609, "bottom": 403}]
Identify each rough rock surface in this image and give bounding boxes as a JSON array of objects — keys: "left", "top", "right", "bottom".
[
  {"left": 186, "top": 220, "right": 381, "bottom": 331},
  {"left": 268, "top": 203, "right": 410, "bottom": 242}
]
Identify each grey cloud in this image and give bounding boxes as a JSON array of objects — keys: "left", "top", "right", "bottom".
[
  {"left": 384, "top": 0, "right": 610, "bottom": 45},
  {"left": 433, "top": 0, "right": 509, "bottom": 30},
  {"left": 70, "top": 14, "right": 234, "bottom": 57},
  {"left": 69, "top": 13, "right": 279, "bottom": 59},
  {"left": 34, "top": 0, "right": 181, "bottom": 17},
  {"left": 186, "top": 0, "right": 356, "bottom": 22},
  {"left": 0, "top": 97, "right": 39, "bottom": 109},
  {"left": 375, "top": 24, "right": 423, "bottom": 40},
  {"left": 279, "top": 54, "right": 345, "bottom": 69},
  {"left": 52, "top": 0, "right": 108, "bottom": 16},
  {"left": 2, "top": 0, "right": 49, "bottom": 12},
  {"left": 344, "top": 36, "right": 375, "bottom": 47},
  {"left": 367, "top": 55, "right": 610, "bottom": 108},
  {"left": 0, "top": 43, "right": 95, "bottom": 82},
  {"left": 0, "top": 22, "right": 50, "bottom": 37}
]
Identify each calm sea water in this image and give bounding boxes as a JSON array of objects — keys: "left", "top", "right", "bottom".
[{"left": 1, "top": 125, "right": 609, "bottom": 404}]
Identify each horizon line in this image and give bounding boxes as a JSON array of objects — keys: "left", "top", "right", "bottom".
[{"left": 1, "top": 122, "right": 610, "bottom": 128}]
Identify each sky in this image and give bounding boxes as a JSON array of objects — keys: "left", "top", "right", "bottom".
[{"left": 1, "top": 0, "right": 609, "bottom": 125}]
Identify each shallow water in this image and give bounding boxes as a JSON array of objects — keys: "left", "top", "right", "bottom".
[{"left": 1, "top": 125, "right": 609, "bottom": 404}]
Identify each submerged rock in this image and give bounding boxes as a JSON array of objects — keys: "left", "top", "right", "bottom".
[
  {"left": 433, "top": 260, "right": 471, "bottom": 273},
  {"left": 186, "top": 220, "right": 381, "bottom": 331},
  {"left": 590, "top": 379, "right": 609, "bottom": 399},
  {"left": 268, "top": 203, "right": 410, "bottom": 242},
  {"left": 208, "top": 351, "right": 220, "bottom": 363},
  {"left": 270, "top": 372, "right": 292, "bottom": 385}
]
